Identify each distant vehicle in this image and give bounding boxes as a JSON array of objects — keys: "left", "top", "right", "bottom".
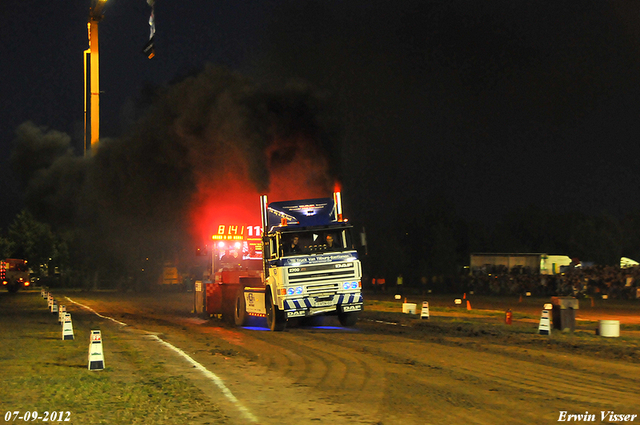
[
  {"left": 1, "top": 259, "right": 31, "bottom": 293},
  {"left": 159, "top": 262, "right": 182, "bottom": 286}
]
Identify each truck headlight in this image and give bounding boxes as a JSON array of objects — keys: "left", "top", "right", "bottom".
[{"left": 287, "top": 286, "right": 304, "bottom": 295}]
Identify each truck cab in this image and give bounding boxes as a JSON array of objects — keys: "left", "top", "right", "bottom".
[
  {"left": 262, "top": 223, "right": 362, "bottom": 329},
  {"left": 256, "top": 193, "right": 363, "bottom": 330}
]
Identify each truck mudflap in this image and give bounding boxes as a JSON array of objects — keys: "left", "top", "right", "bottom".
[{"left": 339, "top": 303, "right": 363, "bottom": 313}]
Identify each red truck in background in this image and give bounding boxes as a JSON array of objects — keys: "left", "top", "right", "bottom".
[{"left": 1, "top": 259, "right": 30, "bottom": 293}]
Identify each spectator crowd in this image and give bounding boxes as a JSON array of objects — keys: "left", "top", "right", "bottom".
[{"left": 366, "top": 265, "right": 640, "bottom": 300}]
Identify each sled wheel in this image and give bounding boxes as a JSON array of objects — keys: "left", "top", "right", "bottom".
[{"left": 234, "top": 289, "right": 248, "bottom": 326}]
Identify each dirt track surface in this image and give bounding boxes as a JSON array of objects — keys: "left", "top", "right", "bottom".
[{"left": 58, "top": 291, "right": 640, "bottom": 424}]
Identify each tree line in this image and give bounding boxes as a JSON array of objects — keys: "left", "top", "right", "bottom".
[{"left": 0, "top": 210, "right": 69, "bottom": 284}]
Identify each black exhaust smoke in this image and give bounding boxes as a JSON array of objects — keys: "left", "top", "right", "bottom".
[{"left": 11, "top": 66, "right": 341, "bottom": 286}]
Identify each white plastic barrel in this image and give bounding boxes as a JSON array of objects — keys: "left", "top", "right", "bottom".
[
  {"left": 599, "top": 320, "right": 620, "bottom": 337},
  {"left": 402, "top": 303, "right": 417, "bottom": 314}
]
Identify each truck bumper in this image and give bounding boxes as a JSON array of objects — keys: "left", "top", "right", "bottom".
[{"left": 283, "top": 293, "right": 363, "bottom": 318}]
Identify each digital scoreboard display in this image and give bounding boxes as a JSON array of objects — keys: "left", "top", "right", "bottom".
[
  {"left": 212, "top": 224, "right": 263, "bottom": 260},
  {"left": 211, "top": 225, "right": 262, "bottom": 241}
]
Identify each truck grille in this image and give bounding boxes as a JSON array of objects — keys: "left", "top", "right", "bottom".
[
  {"left": 287, "top": 262, "right": 358, "bottom": 287},
  {"left": 305, "top": 282, "right": 339, "bottom": 295}
]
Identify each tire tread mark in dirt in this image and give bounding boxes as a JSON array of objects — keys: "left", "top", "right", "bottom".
[
  {"left": 450, "top": 360, "right": 638, "bottom": 407},
  {"left": 322, "top": 328, "right": 640, "bottom": 403},
  {"left": 292, "top": 332, "right": 382, "bottom": 392},
  {"left": 247, "top": 329, "right": 393, "bottom": 421},
  {"left": 299, "top": 330, "right": 639, "bottom": 422},
  {"left": 248, "top": 331, "right": 334, "bottom": 389}
]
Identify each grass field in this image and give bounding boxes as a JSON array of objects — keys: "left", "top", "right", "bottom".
[{"left": 0, "top": 291, "right": 223, "bottom": 425}]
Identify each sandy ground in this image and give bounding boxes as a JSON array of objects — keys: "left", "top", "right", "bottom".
[{"left": 55, "top": 290, "right": 640, "bottom": 425}]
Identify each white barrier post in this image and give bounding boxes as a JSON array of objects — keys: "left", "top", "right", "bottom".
[
  {"left": 58, "top": 305, "right": 66, "bottom": 323},
  {"left": 420, "top": 301, "right": 430, "bottom": 319},
  {"left": 538, "top": 310, "right": 551, "bottom": 335},
  {"left": 62, "top": 313, "right": 74, "bottom": 340},
  {"left": 88, "top": 330, "right": 105, "bottom": 370}
]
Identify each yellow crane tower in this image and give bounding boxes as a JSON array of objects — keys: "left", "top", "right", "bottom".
[{"left": 84, "top": 0, "right": 107, "bottom": 156}]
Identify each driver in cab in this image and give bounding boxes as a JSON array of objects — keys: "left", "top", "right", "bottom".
[
  {"left": 325, "top": 234, "right": 340, "bottom": 251},
  {"left": 285, "top": 235, "right": 302, "bottom": 255}
]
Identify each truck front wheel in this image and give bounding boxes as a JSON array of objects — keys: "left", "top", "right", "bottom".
[
  {"left": 338, "top": 311, "right": 359, "bottom": 327},
  {"left": 266, "top": 292, "right": 286, "bottom": 331}
]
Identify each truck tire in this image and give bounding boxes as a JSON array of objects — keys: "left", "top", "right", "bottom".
[
  {"left": 266, "top": 292, "right": 286, "bottom": 331},
  {"left": 234, "top": 290, "right": 248, "bottom": 326},
  {"left": 338, "top": 311, "right": 359, "bottom": 327}
]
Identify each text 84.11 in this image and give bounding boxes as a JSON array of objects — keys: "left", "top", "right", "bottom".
[{"left": 3, "top": 411, "right": 71, "bottom": 422}]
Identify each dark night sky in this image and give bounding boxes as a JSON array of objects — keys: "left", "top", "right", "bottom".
[{"left": 3, "top": 0, "right": 640, "bottom": 238}]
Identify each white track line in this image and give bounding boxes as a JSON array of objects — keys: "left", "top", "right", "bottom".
[
  {"left": 65, "top": 297, "right": 128, "bottom": 326},
  {"left": 146, "top": 334, "right": 259, "bottom": 423},
  {"left": 64, "top": 296, "right": 259, "bottom": 423}
]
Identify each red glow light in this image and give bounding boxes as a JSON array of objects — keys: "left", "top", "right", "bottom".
[{"left": 187, "top": 134, "right": 337, "bottom": 246}]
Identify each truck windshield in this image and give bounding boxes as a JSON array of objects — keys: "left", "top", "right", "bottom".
[{"left": 281, "top": 228, "right": 353, "bottom": 256}]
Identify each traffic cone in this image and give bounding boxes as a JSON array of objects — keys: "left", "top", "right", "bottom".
[
  {"left": 505, "top": 309, "right": 512, "bottom": 325},
  {"left": 466, "top": 300, "right": 472, "bottom": 310},
  {"left": 61, "top": 313, "right": 74, "bottom": 340},
  {"left": 463, "top": 293, "right": 466, "bottom": 299},
  {"left": 519, "top": 295, "right": 523, "bottom": 303},
  {"left": 88, "top": 330, "right": 105, "bottom": 370}
]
